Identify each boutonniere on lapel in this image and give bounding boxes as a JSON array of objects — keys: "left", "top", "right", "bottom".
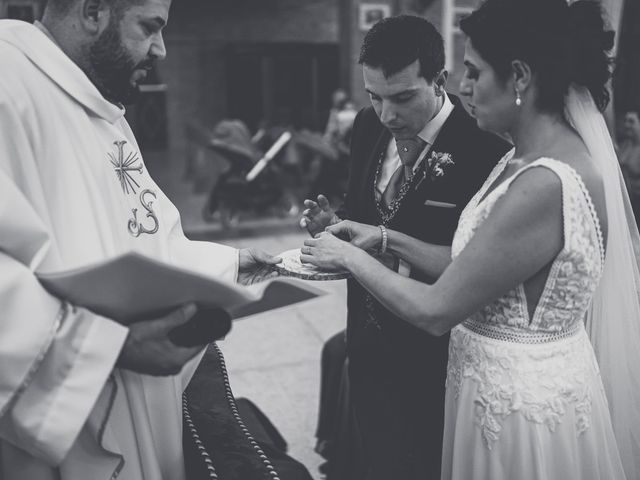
[{"left": 414, "top": 151, "right": 455, "bottom": 190}]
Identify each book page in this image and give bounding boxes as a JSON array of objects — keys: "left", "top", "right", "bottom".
[{"left": 37, "top": 252, "right": 323, "bottom": 324}]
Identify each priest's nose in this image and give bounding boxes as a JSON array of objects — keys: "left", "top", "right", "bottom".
[{"left": 150, "top": 32, "right": 167, "bottom": 61}]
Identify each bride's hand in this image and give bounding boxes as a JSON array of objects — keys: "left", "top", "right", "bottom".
[
  {"left": 325, "top": 220, "right": 382, "bottom": 252},
  {"left": 299, "top": 231, "right": 355, "bottom": 271}
]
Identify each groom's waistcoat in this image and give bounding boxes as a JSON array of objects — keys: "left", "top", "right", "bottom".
[{"left": 344, "top": 94, "right": 511, "bottom": 371}]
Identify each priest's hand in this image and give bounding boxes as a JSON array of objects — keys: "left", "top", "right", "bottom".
[
  {"left": 117, "top": 303, "right": 204, "bottom": 376},
  {"left": 300, "top": 194, "right": 340, "bottom": 237},
  {"left": 238, "top": 248, "right": 281, "bottom": 285}
]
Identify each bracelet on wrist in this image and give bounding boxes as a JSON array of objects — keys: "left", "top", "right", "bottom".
[{"left": 378, "top": 225, "right": 388, "bottom": 255}]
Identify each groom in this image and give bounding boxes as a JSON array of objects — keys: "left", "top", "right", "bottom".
[{"left": 302, "top": 16, "right": 510, "bottom": 479}]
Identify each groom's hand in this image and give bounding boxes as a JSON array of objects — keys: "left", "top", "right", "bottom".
[{"left": 300, "top": 194, "right": 340, "bottom": 237}]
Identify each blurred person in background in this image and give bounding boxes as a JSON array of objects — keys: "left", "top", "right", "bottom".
[
  {"left": 620, "top": 108, "right": 640, "bottom": 223},
  {"left": 309, "top": 89, "right": 358, "bottom": 204},
  {"left": 323, "top": 89, "right": 358, "bottom": 154}
]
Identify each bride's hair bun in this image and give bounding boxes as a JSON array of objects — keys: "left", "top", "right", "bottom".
[
  {"left": 567, "top": 1, "right": 614, "bottom": 111},
  {"left": 459, "top": 0, "right": 613, "bottom": 113}
]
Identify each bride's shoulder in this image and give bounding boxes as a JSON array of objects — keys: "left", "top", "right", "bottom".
[
  {"left": 538, "top": 152, "right": 601, "bottom": 195},
  {"left": 508, "top": 162, "right": 564, "bottom": 199},
  {"left": 491, "top": 164, "right": 563, "bottom": 223},
  {"left": 528, "top": 148, "right": 599, "bottom": 187},
  {"left": 529, "top": 154, "right": 607, "bottom": 235}
]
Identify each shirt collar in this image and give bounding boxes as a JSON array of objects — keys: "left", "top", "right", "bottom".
[
  {"left": 416, "top": 93, "right": 454, "bottom": 145},
  {"left": 0, "top": 20, "right": 125, "bottom": 124}
]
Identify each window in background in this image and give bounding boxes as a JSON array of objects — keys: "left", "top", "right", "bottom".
[{"left": 6, "top": 3, "right": 35, "bottom": 22}]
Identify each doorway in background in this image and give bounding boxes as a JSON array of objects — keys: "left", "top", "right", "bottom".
[{"left": 226, "top": 43, "right": 340, "bottom": 133}]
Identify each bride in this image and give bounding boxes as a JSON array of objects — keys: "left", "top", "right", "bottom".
[{"left": 300, "top": 0, "right": 640, "bottom": 478}]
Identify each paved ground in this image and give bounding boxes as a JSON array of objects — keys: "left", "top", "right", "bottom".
[{"left": 148, "top": 151, "right": 345, "bottom": 479}]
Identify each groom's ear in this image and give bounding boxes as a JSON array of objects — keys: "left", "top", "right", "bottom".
[
  {"left": 433, "top": 70, "right": 449, "bottom": 97},
  {"left": 511, "top": 60, "right": 532, "bottom": 94}
]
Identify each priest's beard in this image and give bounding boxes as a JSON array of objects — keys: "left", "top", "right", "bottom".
[{"left": 88, "top": 19, "right": 155, "bottom": 105}]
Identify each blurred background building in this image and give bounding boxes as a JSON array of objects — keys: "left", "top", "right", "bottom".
[{"left": 2, "top": 0, "right": 635, "bottom": 154}]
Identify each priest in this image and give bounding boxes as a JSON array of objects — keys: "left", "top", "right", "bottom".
[{"left": 0, "top": 0, "right": 280, "bottom": 478}]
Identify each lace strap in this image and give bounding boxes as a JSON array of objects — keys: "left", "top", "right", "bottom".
[
  {"left": 566, "top": 167, "right": 606, "bottom": 266},
  {"left": 525, "top": 158, "right": 605, "bottom": 267}
]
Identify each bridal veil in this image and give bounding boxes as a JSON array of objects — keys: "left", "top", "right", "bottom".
[{"left": 566, "top": 85, "right": 640, "bottom": 479}]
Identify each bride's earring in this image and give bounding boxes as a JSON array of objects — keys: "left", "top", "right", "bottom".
[{"left": 515, "top": 88, "right": 522, "bottom": 107}]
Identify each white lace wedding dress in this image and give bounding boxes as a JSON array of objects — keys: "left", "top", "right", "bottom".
[{"left": 442, "top": 153, "right": 627, "bottom": 479}]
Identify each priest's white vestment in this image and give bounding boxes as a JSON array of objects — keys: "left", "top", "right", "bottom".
[{"left": 0, "top": 20, "right": 238, "bottom": 480}]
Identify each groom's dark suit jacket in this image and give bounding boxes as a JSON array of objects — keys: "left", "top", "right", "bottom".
[{"left": 343, "top": 94, "right": 511, "bottom": 480}]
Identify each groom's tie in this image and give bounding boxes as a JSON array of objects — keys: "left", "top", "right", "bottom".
[{"left": 382, "top": 137, "right": 427, "bottom": 207}]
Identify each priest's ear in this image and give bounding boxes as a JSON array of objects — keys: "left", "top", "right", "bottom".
[
  {"left": 433, "top": 70, "right": 448, "bottom": 97},
  {"left": 80, "top": 0, "right": 111, "bottom": 34}
]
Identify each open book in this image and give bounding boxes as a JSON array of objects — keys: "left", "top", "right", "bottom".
[{"left": 37, "top": 252, "right": 324, "bottom": 324}]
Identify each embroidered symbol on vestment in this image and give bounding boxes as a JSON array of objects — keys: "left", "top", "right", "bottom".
[
  {"left": 128, "top": 189, "right": 159, "bottom": 237},
  {"left": 109, "top": 140, "right": 143, "bottom": 194}
]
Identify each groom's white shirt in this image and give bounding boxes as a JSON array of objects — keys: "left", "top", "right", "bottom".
[{"left": 0, "top": 20, "right": 238, "bottom": 480}]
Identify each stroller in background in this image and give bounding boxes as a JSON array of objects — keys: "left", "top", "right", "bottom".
[{"left": 201, "top": 120, "right": 294, "bottom": 228}]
